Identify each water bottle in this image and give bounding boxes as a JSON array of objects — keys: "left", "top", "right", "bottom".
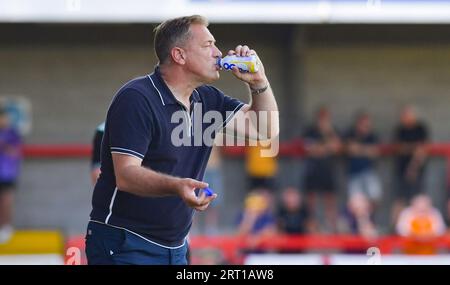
[{"left": 217, "top": 54, "right": 258, "bottom": 73}]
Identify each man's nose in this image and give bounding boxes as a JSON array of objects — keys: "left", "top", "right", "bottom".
[{"left": 214, "top": 47, "right": 222, "bottom": 58}]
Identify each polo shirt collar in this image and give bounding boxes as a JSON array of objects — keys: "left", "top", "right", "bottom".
[{"left": 149, "top": 65, "right": 202, "bottom": 106}]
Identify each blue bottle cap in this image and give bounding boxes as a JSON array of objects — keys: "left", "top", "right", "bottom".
[{"left": 204, "top": 187, "right": 214, "bottom": 197}]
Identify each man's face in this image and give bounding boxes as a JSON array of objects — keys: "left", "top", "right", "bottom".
[
  {"left": 317, "top": 108, "right": 331, "bottom": 126},
  {"left": 357, "top": 115, "right": 371, "bottom": 134},
  {"left": 182, "top": 24, "right": 222, "bottom": 84},
  {"left": 400, "top": 106, "right": 417, "bottom": 127}
]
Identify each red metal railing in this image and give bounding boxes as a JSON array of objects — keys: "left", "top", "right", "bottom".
[{"left": 21, "top": 142, "right": 450, "bottom": 158}]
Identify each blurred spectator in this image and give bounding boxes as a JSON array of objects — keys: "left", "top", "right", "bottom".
[
  {"left": 345, "top": 112, "right": 382, "bottom": 207},
  {"left": 445, "top": 160, "right": 450, "bottom": 226},
  {"left": 392, "top": 106, "right": 429, "bottom": 225},
  {"left": 338, "top": 192, "right": 378, "bottom": 240},
  {"left": 303, "top": 106, "right": 342, "bottom": 233},
  {"left": 245, "top": 142, "right": 278, "bottom": 191},
  {"left": 236, "top": 190, "right": 276, "bottom": 250},
  {"left": 91, "top": 122, "right": 105, "bottom": 185},
  {"left": 396, "top": 194, "right": 446, "bottom": 254},
  {"left": 277, "top": 187, "right": 312, "bottom": 234},
  {"left": 447, "top": 190, "right": 450, "bottom": 227},
  {"left": 0, "top": 107, "right": 22, "bottom": 243}
]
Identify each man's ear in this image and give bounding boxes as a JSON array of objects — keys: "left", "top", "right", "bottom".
[{"left": 171, "top": 47, "right": 186, "bottom": 65}]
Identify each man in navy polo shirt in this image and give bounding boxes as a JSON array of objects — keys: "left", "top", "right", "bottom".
[{"left": 86, "top": 15, "right": 279, "bottom": 265}]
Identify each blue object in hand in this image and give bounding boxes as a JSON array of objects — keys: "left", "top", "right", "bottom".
[{"left": 204, "top": 187, "right": 214, "bottom": 197}]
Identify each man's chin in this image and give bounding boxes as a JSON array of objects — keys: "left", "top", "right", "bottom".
[{"left": 205, "top": 72, "right": 220, "bottom": 83}]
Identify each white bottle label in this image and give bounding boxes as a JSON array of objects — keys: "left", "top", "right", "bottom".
[{"left": 219, "top": 55, "right": 258, "bottom": 73}]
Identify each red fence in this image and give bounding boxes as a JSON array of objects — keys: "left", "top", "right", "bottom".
[
  {"left": 189, "top": 234, "right": 450, "bottom": 264},
  {"left": 21, "top": 141, "right": 450, "bottom": 158},
  {"left": 21, "top": 141, "right": 450, "bottom": 187}
]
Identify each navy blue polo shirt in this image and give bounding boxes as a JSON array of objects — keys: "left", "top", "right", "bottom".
[{"left": 90, "top": 66, "right": 244, "bottom": 247}]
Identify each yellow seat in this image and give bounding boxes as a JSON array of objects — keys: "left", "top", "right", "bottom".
[{"left": 0, "top": 230, "right": 64, "bottom": 255}]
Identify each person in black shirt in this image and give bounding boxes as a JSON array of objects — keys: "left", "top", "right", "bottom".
[
  {"left": 345, "top": 112, "right": 382, "bottom": 207},
  {"left": 392, "top": 106, "right": 429, "bottom": 226},
  {"left": 302, "top": 106, "right": 342, "bottom": 233},
  {"left": 277, "top": 187, "right": 311, "bottom": 235},
  {"left": 90, "top": 122, "right": 104, "bottom": 185}
]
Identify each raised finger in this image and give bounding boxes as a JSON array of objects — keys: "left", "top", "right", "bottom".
[
  {"left": 235, "top": 45, "right": 243, "bottom": 56},
  {"left": 240, "top": 45, "right": 249, "bottom": 56}
]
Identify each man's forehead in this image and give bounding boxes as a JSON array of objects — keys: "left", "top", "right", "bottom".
[{"left": 190, "top": 24, "right": 215, "bottom": 42}]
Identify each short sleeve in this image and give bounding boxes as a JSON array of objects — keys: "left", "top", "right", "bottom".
[
  {"left": 107, "top": 89, "right": 154, "bottom": 160},
  {"left": 201, "top": 86, "right": 245, "bottom": 130}
]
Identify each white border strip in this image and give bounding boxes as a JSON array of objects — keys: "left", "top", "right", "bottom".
[
  {"left": 104, "top": 187, "right": 118, "bottom": 224},
  {"left": 90, "top": 220, "right": 186, "bottom": 249},
  {"left": 110, "top": 147, "right": 144, "bottom": 158},
  {"left": 147, "top": 75, "right": 165, "bottom": 106},
  {"left": 2, "top": 1, "right": 450, "bottom": 24},
  {"left": 111, "top": 151, "right": 143, "bottom": 160},
  {"left": 221, "top": 103, "right": 245, "bottom": 130}
]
